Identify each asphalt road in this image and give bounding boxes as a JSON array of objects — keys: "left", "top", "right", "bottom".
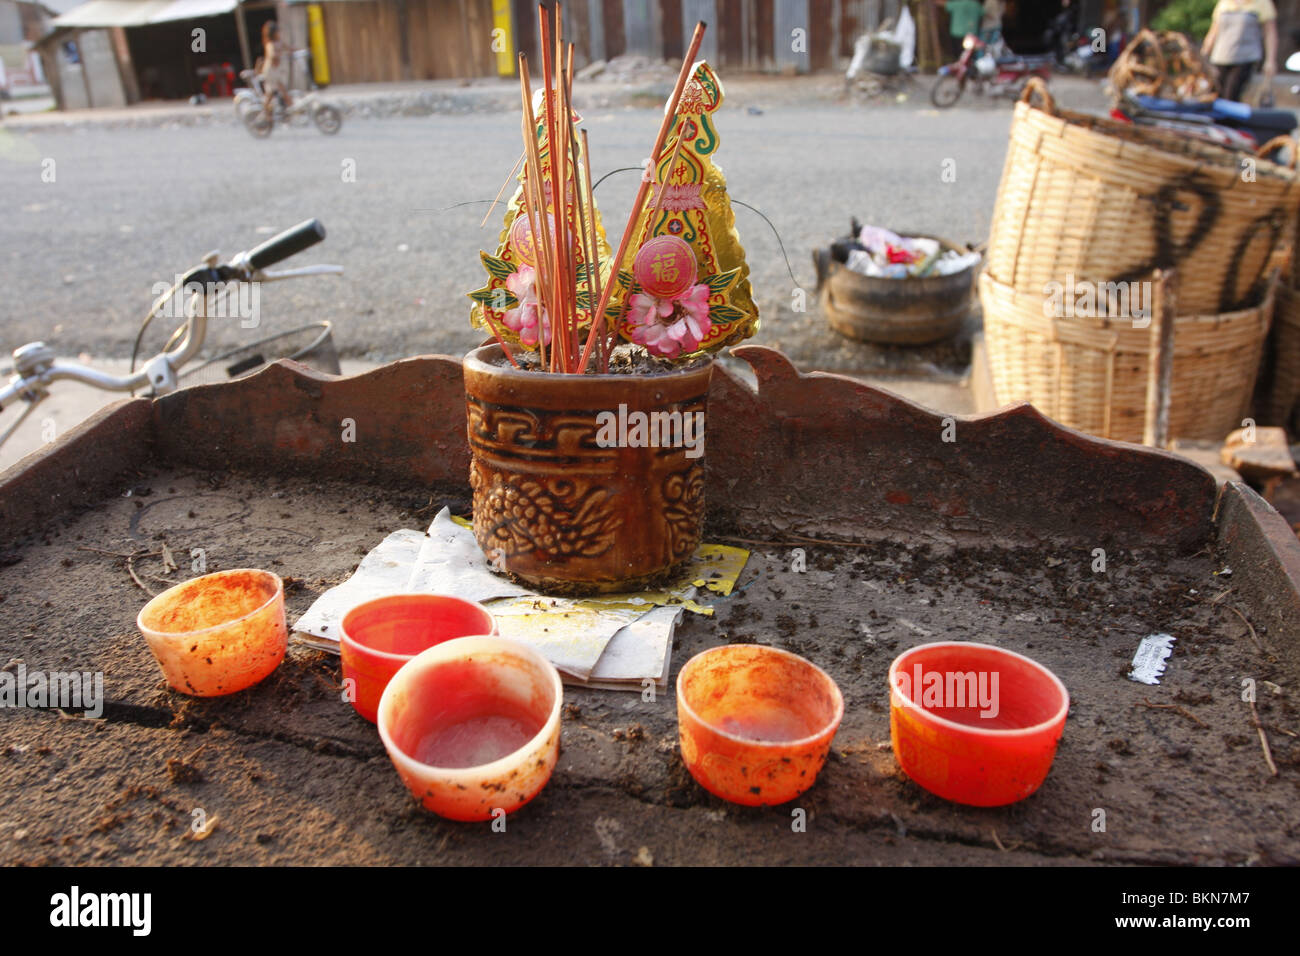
[{"left": 0, "top": 103, "right": 1012, "bottom": 369}]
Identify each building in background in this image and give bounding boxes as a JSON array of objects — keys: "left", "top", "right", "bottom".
[
  {"left": 30, "top": 0, "right": 1300, "bottom": 110},
  {"left": 30, "top": 0, "right": 935, "bottom": 105},
  {"left": 35, "top": 0, "right": 281, "bottom": 108},
  {"left": 1, "top": 0, "right": 76, "bottom": 95},
  {"left": 289, "top": 0, "right": 911, "bottom": 85}
]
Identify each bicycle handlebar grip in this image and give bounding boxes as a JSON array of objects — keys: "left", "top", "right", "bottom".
[{"left": 246, "top": 219, "right": 326, "bottom": 271}]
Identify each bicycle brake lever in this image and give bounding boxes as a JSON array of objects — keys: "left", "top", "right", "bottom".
[{"left": 256, "top": 264, "right": 344, "bottom": 281}]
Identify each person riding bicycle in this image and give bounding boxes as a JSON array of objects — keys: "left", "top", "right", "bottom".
[{"left": 259, "top": 21, "right": 292, "bottom": 116}]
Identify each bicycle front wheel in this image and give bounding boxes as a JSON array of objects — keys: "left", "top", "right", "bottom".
[
  {"left": 930, "top": 74, "right": 966, "bottom": 108},
  {"left": 243, "top": 109, "right": 272, "bottom": 138},
  {"left": 313, "top": 104, "right": 342, "bottom": 135}
]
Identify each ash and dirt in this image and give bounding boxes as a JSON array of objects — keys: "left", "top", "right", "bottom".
[
  {"left": 492, "top": 343, "right": 712, "bottom": 376},
  {"left": 1, "top": 468, "right": 1297, "bottom": 866}
]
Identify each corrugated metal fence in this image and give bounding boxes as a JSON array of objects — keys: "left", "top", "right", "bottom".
[{"left": 319, "top": 0, "right": 910, "bottom": 83}]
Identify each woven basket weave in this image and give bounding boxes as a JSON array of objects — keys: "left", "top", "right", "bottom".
[
  {"left": 980, "top": 270, "right": 1274, "bottom": 444},
  {"left": 1260, "top": 282, "right": 1300, "bottom": 428},
  {"left": 987, "top": 79, "right": 1299, "bottom": 315}
]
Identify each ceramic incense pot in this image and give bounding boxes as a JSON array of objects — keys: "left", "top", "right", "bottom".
[{"left": 463, "top": 343, "right": 713, "bottom": 595}]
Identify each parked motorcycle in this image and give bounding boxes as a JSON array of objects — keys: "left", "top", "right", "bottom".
[
  {"left": 235, "top": 51, "right": 342, "bottom": 137},
  {"left": 1059, "top": 30, "right": 1125, "bottom": 76},
  {"left": 931, "top": 34, "right": 1053, "bottom": 109},
  {"left": 1112, "top": 90, "right": 1297, "bottom": 152}
]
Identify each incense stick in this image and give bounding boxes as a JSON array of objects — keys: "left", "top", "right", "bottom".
[
  {"left": 539, "top": 5, "right": 568, "bottom": 371},
  {"left": 578, "top": 20, "right": 707, "bottom": 373},
  {"left": 479, "top": 150, "right": 525, "bottom": 229},
  {"left": 562, "top": 41, "right": 579, "bottom": 365},
  {"left": 578, "top": 128, "right": 606, "bottom": 372},
  {"left": 519, "top": 54, "right": 552, "bottom": 370}
]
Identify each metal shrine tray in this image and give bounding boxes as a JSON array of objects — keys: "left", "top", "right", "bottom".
[{"left": 1, "top": 346, "right": 1296, "bottom": 865}]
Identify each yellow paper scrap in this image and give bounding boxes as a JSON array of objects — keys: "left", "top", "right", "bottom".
[{"left": 451, "top": 514, "right": 748, "bottom": 611}]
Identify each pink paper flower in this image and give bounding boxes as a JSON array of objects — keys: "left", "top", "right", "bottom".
[
  {"left": 649, "top": 182, "right": 705, "bottom": 211},
  {"left": 502, "top": 266, "right": 551, "bottom": 347},
  {"left": 629, "top": 283, "right": 713, "bottom": 358}
]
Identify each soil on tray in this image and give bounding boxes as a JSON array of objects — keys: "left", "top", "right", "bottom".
[
  {"left": 498, "top": 344, "right": 711, "bottom": 376},
  {"left": 1, "top": 468, "right": 1296, "bottom": 866}
]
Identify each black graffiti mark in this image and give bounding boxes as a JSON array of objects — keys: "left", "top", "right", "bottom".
[
  {"left": 1116, "top": 174, "right": 1287, "bottom": 312},
  {"left": 1114, "top": 176, "right": 1222, "bottom": 289},
  {"left": 1221, "top": 208, "right": 1288, "bottom": 311}
]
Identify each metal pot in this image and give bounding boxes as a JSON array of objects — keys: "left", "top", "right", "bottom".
[{"left": 814, "top": 235, "right": 979, "bottom": 346}]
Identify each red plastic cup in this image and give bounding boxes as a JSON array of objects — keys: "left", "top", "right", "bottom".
[
  {"left": 137, "top": 569, "right": 286, "bottom": 697},
  {"left": 677, "top": 644, "right": 844, "bottom": 806},
  {"left": 340, "top": 594, "right": 497, "bottom": 723},
  {"left": 889, "top": 641, "right": 1069, "bottom": 807},
  {"left": 377, "top": 636, "right": 563, "bottom": 821}
]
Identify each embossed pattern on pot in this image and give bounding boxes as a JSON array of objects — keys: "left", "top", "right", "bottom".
[{"left": 463, "top": 344, "right": 713, "bottom": 595}]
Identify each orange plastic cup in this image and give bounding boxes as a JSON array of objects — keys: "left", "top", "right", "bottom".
[
  {"left": 376, "top": 636, "right": 563, "bottom": 822},
  {"left": 340, "top": 594, "right": 497, "bottom": 723},
  {"left": 136, "top": 569, "right": 287, "bottom": 697},
  {"left": 677, "top": 644, "right": 844, "bottom": 806},
  {"left": 889, "top": 641, "right": 1069, "bottom": 807}
]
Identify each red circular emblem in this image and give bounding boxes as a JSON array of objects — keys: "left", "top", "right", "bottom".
[
  {"left": 633, "top": 235, "right": 697, "bottom": 299},
  {"left": 509, "top": 212, "right": 559, "bottom": 266}
]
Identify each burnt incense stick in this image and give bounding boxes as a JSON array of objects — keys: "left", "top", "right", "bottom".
[
  {"left": 579, "top": 128, "right": 606, "bottom": 372},
  {"left": 578, "top": 20, "right": 707, "bottom": 373},
  {"left": 562, "top": 42, "right": 579, "bottom": 364},
  {"left": 479, "top": 150, "right": 525, "bottom": 229},
  {"left": 519, "top": 54, "right": 552, "bottom": 370},
  {"left": 567, "top": 117, "right": 595, "bottom": 372},
  {"left": 482, "top": 305, "right": 522, "bottom": 369},
  {"left": 605, "top": 115, "right": 689, "bottom": 365},
  {"left": 539, "top": 5, "right": 568, "bottom": 370}
]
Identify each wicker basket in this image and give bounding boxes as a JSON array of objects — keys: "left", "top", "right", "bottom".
[
  {"left": 980, "top": 270, "right": 1275, "bottom": 444},
  {"left": 1259, "top": 282, "right": 1300, "bottom": 429},
  {"left": 987, "top": 79, "right": 1299, "bottom": 315}
]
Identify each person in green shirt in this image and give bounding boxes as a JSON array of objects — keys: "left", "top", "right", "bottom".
[{"left": 936, "top": 0, "right": 985, "bottom": 58}]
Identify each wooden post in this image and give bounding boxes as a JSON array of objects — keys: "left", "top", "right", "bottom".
[
  {"left": 234, "top": 0, "right": 252, "bottom": 71},
  {"left": 1144, "top": 269, "right": 1176, "bottom": 449},
  {"left": 588, "top": 0, "right": 604, "bottom": 61},
  {"left": 915, "top": 0, "right": 943, "bottom": 72}
]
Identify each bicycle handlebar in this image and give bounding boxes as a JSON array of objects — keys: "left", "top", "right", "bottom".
[
  {"left": 245, "top": 219, "right": 326, "bottom": 272},
  {"left": 2, "top": 220, "right": 332, "bottom": 417},
  {"left": 0, "top": 359, "right": 150, "bottom": 413}
]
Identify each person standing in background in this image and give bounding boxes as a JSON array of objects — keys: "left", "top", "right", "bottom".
[
  {"left": 935, "top": 0, "right": 984, "bottom": 58},
  {"left": 981, "top": 0, "right": 1005, "bottom": 44},
  {"left": 260, "top": 20, "right": 292, "bottom": 117},
  {"left": 1201, "top": 0, "right": 1278, "bottom": 103}
]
